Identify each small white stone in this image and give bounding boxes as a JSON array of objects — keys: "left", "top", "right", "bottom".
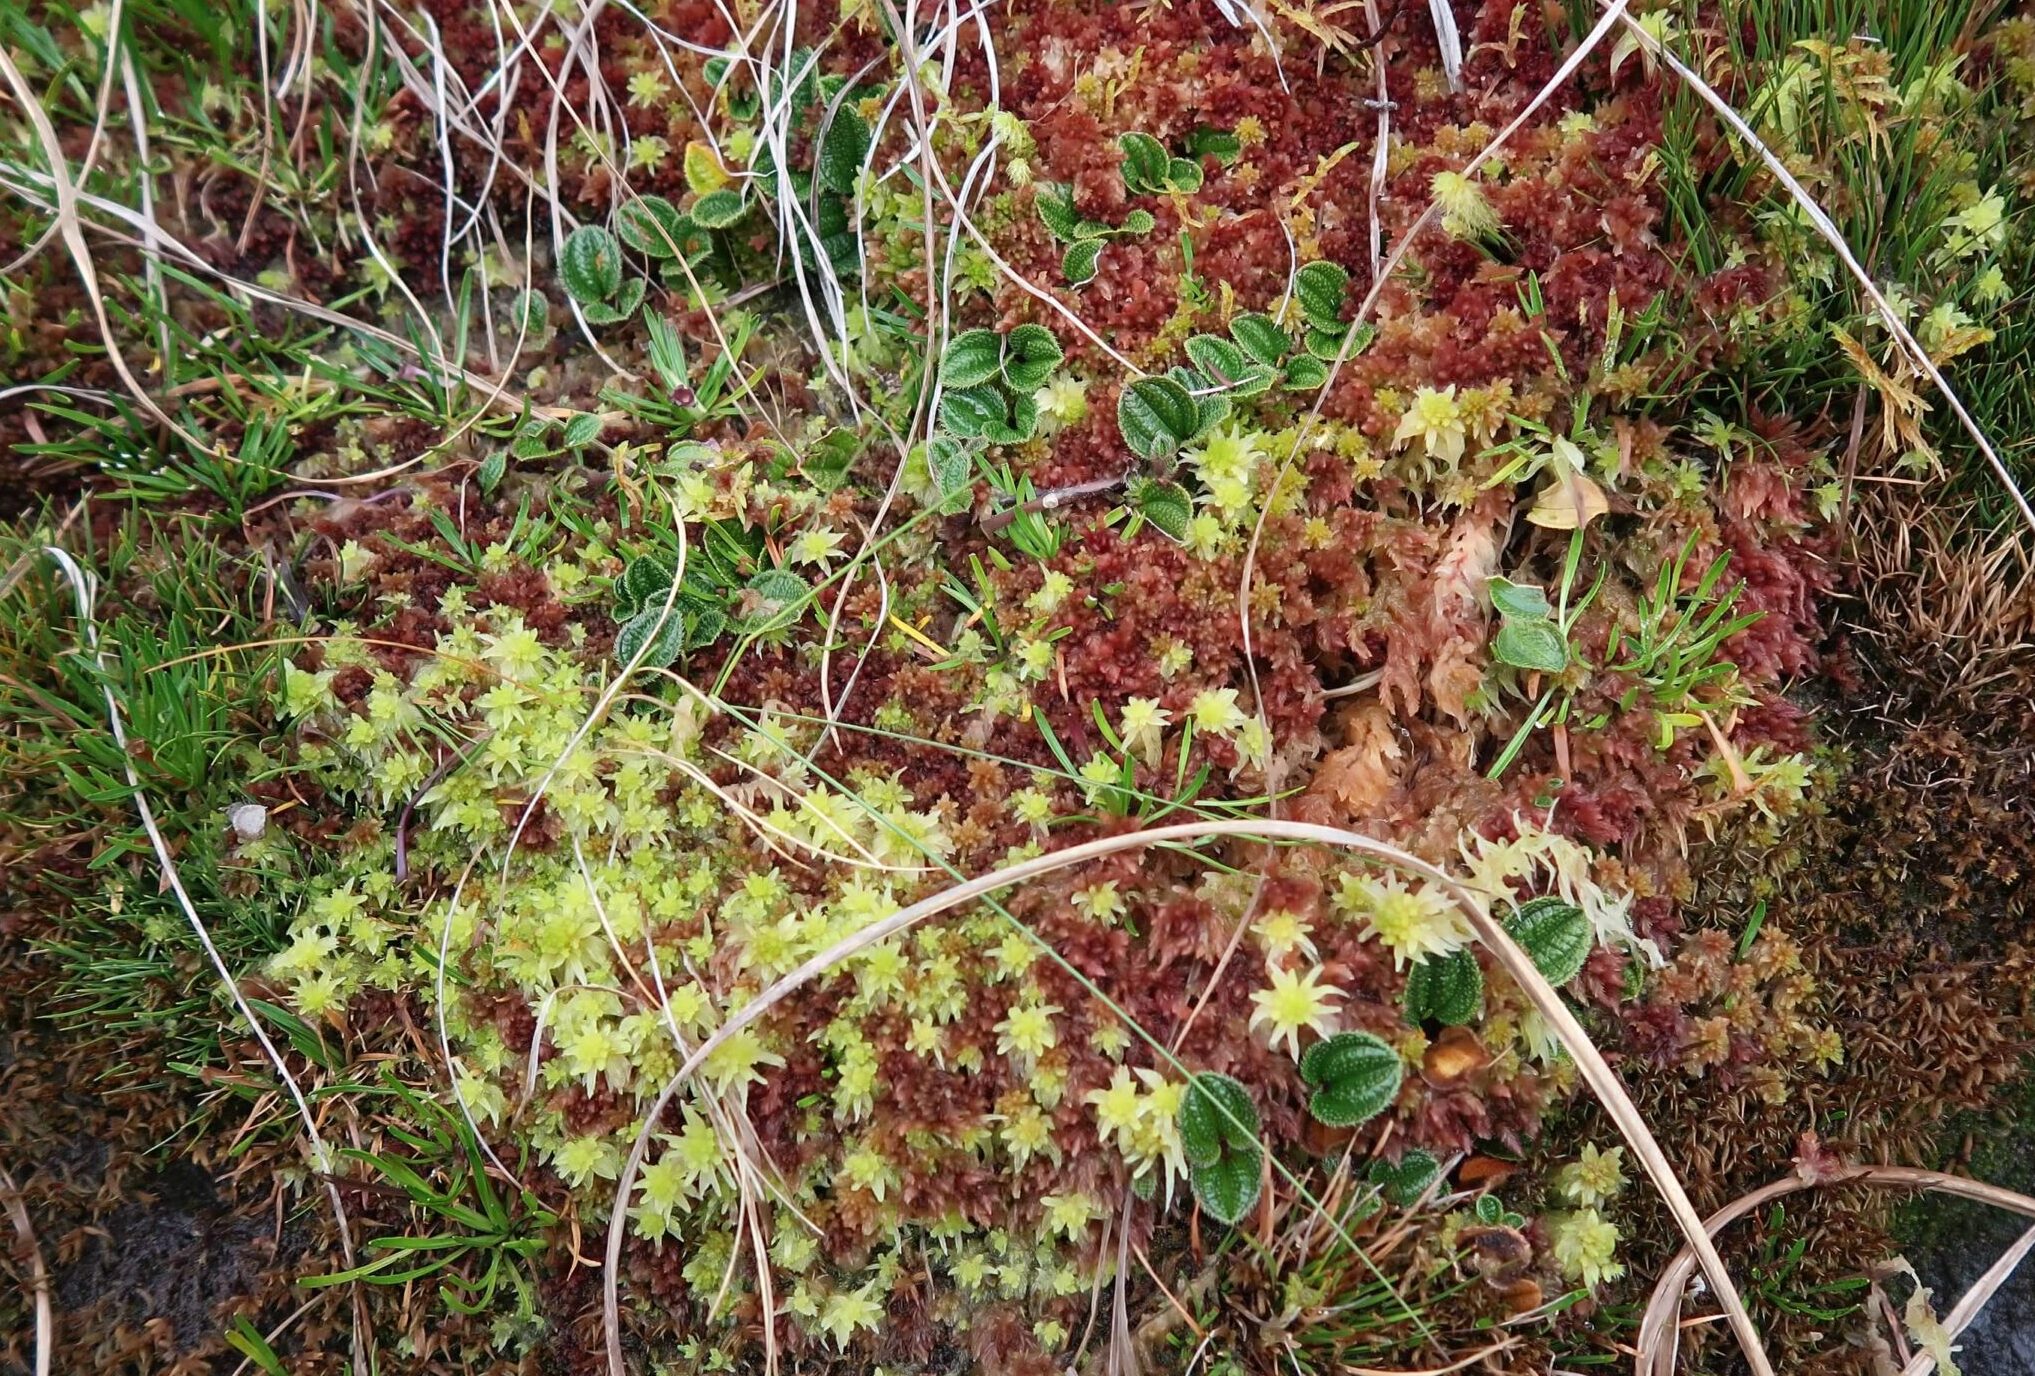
[{"left": 225, "top": 803, "right": 268, "bottom": 840}]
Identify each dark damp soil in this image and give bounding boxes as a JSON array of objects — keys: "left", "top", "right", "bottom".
[{"left": 52, "top": 1156, "right": 279, "bottom": 1353}]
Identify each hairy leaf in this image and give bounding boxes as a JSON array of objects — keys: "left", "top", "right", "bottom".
[
  {"left": 615, "top": 196, "right": 688, "bottom": 258},
  {"left": 1118, "top": 208, "right": 1156, "bottom": 236},
  {"left": 1034, "top": 182, "right": 1081, "bottom": 241},
  {"left": 940, "top": 384, "right": 1005, "bottom": 440},
  {"left": 1505, "top": 896, "right": 1593, "bottom": 985},
  {"left": 740, "top": 567, "right": 810, "bottom": 634},
  {"left": 1492, "top": 616, "right": 1569, "bottom": 674},
  {"left": 1283, "top": 354, "right": 1328, "bottom": 390},
  {"left": 615, "top": 606, "right": 686, "bottom": 668},
  {"left": 1369, "top": 1149, "right": 1441, "bottom": 1207},
  {"left": 817, "top": 106, "right": 871, "bottom": 195},
  {"left": 1185, "top": 126, "right": 1242, "bottom": 164},
  {"left": 1062, "top": 239, "right": 1104, "bottom": 286},
  {"left": 940, "top": 329, "right": 1004, "bottom": 389},
  {"left": 928, "top": 435, "right": 972, "bottom": 497},
  {"left": 559, "top": 225, "right": 622, "bottom": 304},
  {"left": 1294, "top": 259, "right": 1350, "bottom": 331},
  {"left": 689, "top": 187, "right": 747, "bottom": 230},
  {"left": 1230, "top": 313, "right": 1290, "bottom": 367},
  {"left": 1177, "top": 1072, "right": 1258, "bottom": 1166},
  {"left": 1119, "top": 132, "right": 1170, "bottom": 194},
  {"left": 1402, "top": 949, "right": 1485, "bottom": 1026},
  {"left": 1191, "top": 1149, "right": 1262, "bottom": 1225},
  {"left": 1300, "top": 1031, "right": 1403, "bottom": 1128},
  {"left": 1131, "top": 478, "right": 1193, "bottom": 542},
  {"left": 1184, "top": 333, "right": 1248, "bottom": 385},
  {"left": 1001, "top": 323, "right": 1063, "bottom": 391},
  {"left": 1116, "top": 376, "right": 1199, "bottom": 460}
]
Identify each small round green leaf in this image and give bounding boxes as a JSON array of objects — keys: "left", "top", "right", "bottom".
[
  {"left": 940, "top": 328, "right": 1004, "bottom": 389},
  {"left": 817, "top": 106, "right": 871, "bottom": 196},
  {"left": 615, "top": 606, "right": 686, "bottom": 668},
  {"left": 1001, "top": 323, "right": 1063, "bottom": 391},
  {"left": 1230, "top": 313, "right": 1290, "bottom": 367},
  {"left": 1505, "top": 896, "right": 1593, "bottom": 986},
  {"left": 1131, "top": 477, "right": 1193, "bottom": 542},
  {"left": 1165, "top": 156, "right": 1204, "bottom": 193},
  {"left": 689, "top": 187, "right": 747, "bottom": 229},
  {"left": 1402, "top": 949, "right": 1484, "bottom": 1027},
  {"left": 614, "top": 195, "right": 688, "bottom": 257},
  {"left": 1062, "top": 239, "right": 1104, "bottom": 286},
  {"left": 1492, "top": 616, "right": 1570, "bottom": 674},
  {"left": 1369, "top": 1149, "right": 1441, "bottom": 1207},
  {"left": 1294, "top": 260, "right": 1350, "bottom": 331},
  {"left": 1184, "top": 333, "right": 1248, "bottom": 385},
  {"left": 1119, "top": 132, "right": 1169, "bottom": 194},
  {"left": 1116, "top": 376, "right": 1199, "bottom": 460},
  {"left": 1178, "top": 1072, "right": 1259, "bottom": 1166},
  {"left": 560, "top": 225, "right": 623, "bottom": 304},
  {"left": 1299, "top": 1031, "right": 1403, "bottom": 1129},
  {"left": 1191, "top": 1148, "right": 1263, "bottom": 1225}
]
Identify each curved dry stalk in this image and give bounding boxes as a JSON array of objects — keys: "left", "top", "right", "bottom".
[
  {"left": 1635, "top": 1164, "right": 2035, "bottom": 1376},
  {"left": 0, "top": 1162, "right": 51, "bottom": 1376},
  {"left": 601, "top": 816, "right": 1771, "bottom": 1376}
]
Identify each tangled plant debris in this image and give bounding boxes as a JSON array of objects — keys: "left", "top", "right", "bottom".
[{"left": 2, "top": 0, "right": 2034, "bottom": 1373}]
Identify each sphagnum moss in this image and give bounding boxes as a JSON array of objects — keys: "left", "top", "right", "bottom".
[{"left": 7, "top": 0, "right": 2035, "bottom": 1369}]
